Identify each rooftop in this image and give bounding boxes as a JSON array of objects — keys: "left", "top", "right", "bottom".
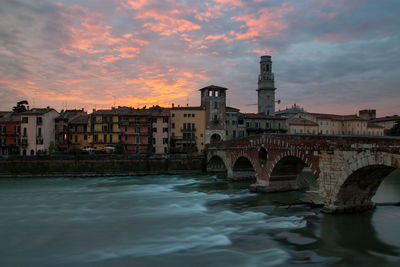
[
  {"left": 242, "top": 113, "right": 286, "bottom": 120},
  {"left": 69, "top": 114, "right": 89, "bottom": 124},
  {"left": 199, "top": 85, "right": 227, "bottom": 91},
  {"left": 288, "top": 117, "right": 318, "bottom": 126},
  {"left": 370, "top": 115, "right": 400, "bottom": 123},
  {"left": 22, "top": 108, "right": 57, "bottom": 115}
]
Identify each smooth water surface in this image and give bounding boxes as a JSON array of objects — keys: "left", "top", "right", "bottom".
[{"left": 0, "top": 171, "right": 400, "bottom": 266}]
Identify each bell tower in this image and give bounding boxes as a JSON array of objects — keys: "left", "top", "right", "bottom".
[{"left": 257, "top": 55, "right": 276, "bottom": 115}]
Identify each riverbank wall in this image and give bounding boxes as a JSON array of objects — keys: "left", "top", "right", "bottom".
[{"left": 0, "top": 154, "right": 206, "bottom": 177}]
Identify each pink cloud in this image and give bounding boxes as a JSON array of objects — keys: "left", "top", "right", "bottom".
[{"left": 231, "top": 2, "right": 293, "bottom": 42}]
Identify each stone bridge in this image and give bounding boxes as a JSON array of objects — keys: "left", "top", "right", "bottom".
[{"left": 206, "top": 134, "right": 400, "bottom": 213}]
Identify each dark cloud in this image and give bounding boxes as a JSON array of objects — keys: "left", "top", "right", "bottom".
[{"left": 0, "top": 0, "right": 399, "bottom": 115}]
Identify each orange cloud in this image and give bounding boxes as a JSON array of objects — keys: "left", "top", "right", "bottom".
[
  {"left": 59, "top": 5, "right": 148, "bottom": 59},
  {"left": 205, "top": 34, "right": 233, "bottom": 43},
  {"left": 231, "top": 2, "right": 293, "bottom": 41},
  {"left": 138, "top": 10, "right": 201, "bottom": 35}
]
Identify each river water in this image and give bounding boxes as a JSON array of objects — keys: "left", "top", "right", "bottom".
[{"left": 0, "top": 171, "right": 399, "bottom": 266}]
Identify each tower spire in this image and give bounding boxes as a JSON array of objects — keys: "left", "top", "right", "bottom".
[{"left": 257, "top": 55, "right": 276, "bottom": 115}]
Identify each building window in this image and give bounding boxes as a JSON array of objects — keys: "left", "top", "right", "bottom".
[
  {"left": 84, "top": 134, "right": 87, "bottom": 140},
  {"left": 163, "top": 138, "right": 168, "bottom": 144},
  {"left": 326, "top": 130, "right": 329, "bottom": 134},
  {"left": 326, "top": 121, "right": 329, "bottom": 125},
  {"left": 136, "top": 136, "right": 139, "bottom": 144},
  {"left": 172, "top": 123, "right": 175, "bottom": 129},
  {"left": 153, "top": 138, "right": 156, "bottom": 144},
  {"left": 75, "top": 135, "right": 78, "bottom": 142},
  {"left": 320, "top": 122, "right": 323, "bottom": 126},
  {"left": 37, "top": 128, "right": 42, "bottom": 137},
  {"left": 163, "top": 117, "right": 168, "bottom": 123},
  {"left": 184, "top": 114, "right": 187, "bottom": 117},
  {"left": 104, "top": 134, "right": 107, "bottom": 143},
  {"left": 172, "top": 113, "right": 175, "bottom": 117},
  {"left": 163, "top": 127, "right": 168, "bottom": 133},
  {"left": 94, "top": 135, "right": 98, "bottom": 142},
  {"left": 239, "top": 131, "right": 244, "bottom": 137},
  {"left": 125, "top": 136, "right": 128, "bottom": 141},
  {"left": 192, "top": 123, "right": 195, "bottom": 130},
  {"left": 214, "top": 102, "right": 218, "bottom": 109},
  {"left": 136, "top": 127, "right": 140, "bottom": 133},
  {"left": 300, "top": 129, "right": 303, "bottom": 133},
  {"left": 22, "top": 117, "right": 28, "bottom": 123},
  {"left": 192, "top": 114, "right": 195, "bottom": 117}
]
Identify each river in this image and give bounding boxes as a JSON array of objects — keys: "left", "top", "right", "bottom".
[{"left": 0, "top": 171, "right": 399, "bottom": 266}]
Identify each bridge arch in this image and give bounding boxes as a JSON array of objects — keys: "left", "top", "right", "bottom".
[
  {"left": 269, "top": 155, "right": 318, "bottom": 190},
  {"left": 231, "top": 153, "right": 257, "bottom": 181},
  {"left": 331, "top": 153, "right": 400, "bottom": 212},
  {"left": 207, "top": 155, "right": 227, "bottom": 173}
]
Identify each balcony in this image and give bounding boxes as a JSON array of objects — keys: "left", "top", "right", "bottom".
[
  {"left": 181, "top": 127, "right": 196, "bottom": 132},
  {"left": 172, "top": 136, "right": 196, "bottom": 144}
]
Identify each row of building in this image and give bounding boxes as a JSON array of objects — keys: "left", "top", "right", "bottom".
[
  {"left": 1, "top": 56, "right": 398, "bottom": 156},
  {"left": 0, "top": 88, "right": 395, "bottom": 156}
]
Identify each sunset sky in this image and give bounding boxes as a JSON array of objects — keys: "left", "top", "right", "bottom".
[{"left": 1, "top": 0, "right": 399, "bottom": 116}]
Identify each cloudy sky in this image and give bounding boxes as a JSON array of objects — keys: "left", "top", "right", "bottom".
[{"left": 1, "top": 0, "right": 399, "bottom": 116}]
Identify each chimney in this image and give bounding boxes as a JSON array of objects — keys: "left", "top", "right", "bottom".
[{"left": 172, "top": 103, "right": 174, "bottom": 108}]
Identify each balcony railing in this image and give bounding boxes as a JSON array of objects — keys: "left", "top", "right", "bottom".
[{"left": 181, "top": 127, "right": 196, "bottom": 132}]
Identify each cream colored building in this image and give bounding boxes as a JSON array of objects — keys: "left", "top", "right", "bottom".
[
  {"left": 170, "top": 107, "right": 206, "bottom": 153},
  {"left": 20, "top": 108, "right": 59, "bottom": 155},
  {"left": 288, "top": 117, "right": 318, "bottom": 134}
]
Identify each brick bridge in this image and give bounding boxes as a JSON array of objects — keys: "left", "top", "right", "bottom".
[{"left": 206, "top": 134, "right": 400, "bottom": 213}]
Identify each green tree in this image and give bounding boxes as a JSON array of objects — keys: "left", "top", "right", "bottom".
[{"left": 12, "top": 100, "right": 29, "bottom": 113}]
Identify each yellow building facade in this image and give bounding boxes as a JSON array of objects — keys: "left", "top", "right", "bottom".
[
  {"left": 88, "top": 109, "right": 121, "bottom": 150},
  {"left": 170, "top": 107, "right": 206, "bottom": 153}
]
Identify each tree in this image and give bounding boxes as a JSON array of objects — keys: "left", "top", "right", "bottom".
[
  {"left": 388, "top": 121, "right": 400, "bottom": 136},
  {"left": 12, "top": 100, "right": 29, "bottom": 113}
]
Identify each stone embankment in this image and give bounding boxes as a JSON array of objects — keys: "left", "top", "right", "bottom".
[{"left": 0, "top": 154, "right": 205, "bottom": 178}]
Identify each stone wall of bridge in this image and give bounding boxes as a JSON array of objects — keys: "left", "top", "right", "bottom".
[{"left": 206, "top": 134, "right": 400, "bottom": 213}]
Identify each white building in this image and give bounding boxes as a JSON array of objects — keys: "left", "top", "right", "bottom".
[{"left": 21, "top": 108, "right": 59, "bottom": 155}]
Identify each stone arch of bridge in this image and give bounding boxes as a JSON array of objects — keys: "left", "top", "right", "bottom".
[
  {"left": 207, "top": 155, "right": 227, "bottom": 172},
  {"left": 231, "top": 152, "right": 257, "bottom": 181},
  {"left": 268, "top": 154, "right": 318, "bottom": 190},
  {"left": 331, "top": 153, "right": 400, "bottom": 212}
]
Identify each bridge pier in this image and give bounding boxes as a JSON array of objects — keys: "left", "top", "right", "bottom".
[{"left": 322, "top": 201, "right": 376, "bottom": 214}]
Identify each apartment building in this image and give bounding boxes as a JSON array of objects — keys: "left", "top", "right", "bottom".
[
  {"left": 20, "top": 108, "right": 59, "bottom": 155},
  {"left": 0, "top": 112, "right": 21, "bottom": 155},
  {"left": 170, "top": 106, "right": 206, "bottom": 153}
]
